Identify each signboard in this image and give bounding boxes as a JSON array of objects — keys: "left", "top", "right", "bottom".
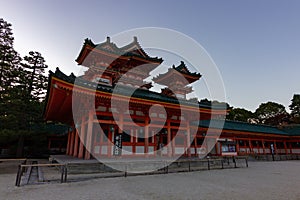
[
  {"left": 113, "top": 134, "right": 122, "bottom": 156},
  {"left": 220, "top": 139, "right": 237, "bottom": 156}
]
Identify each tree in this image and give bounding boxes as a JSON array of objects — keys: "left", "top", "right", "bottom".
[
  {"left": 254, "top": 102, "right": 287, "bottom": 125},
  {"left": 22, "top": 51, "right": 48, "bottom": 101},
  {"left": 227, "top": 108, "right": 254, "bottom": 122},
  {"left": 290, "top": 94, "right": 300, "bottom": 116},
  {"left": 199, "top": 98, "right": 232, "bottom": 110},
  {"left": 0, "top": 18, "right": 24, "bottom": 130},
  {"left": 0, "top": 18, "right": 22, "bottom": 95},
  {"left": 289, "top": 94, "right": 300, "bottom": 124},
  {"left": 0, "top": 18, "right": 49, "bottom": 157}
]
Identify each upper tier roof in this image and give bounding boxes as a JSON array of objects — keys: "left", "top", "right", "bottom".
[
  {"left": 76, "top": 36, "right": 163, "bottom": 65},
  {"left": 153, "top": 61, "right": 202, "bottom": 86}
]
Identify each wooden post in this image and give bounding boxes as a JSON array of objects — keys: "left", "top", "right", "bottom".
[
  {"left": 78, "top": 116, "right": 85, "bottom": 159},
  {"left": 64, "top": 165, "right": 68, "bottom": 182},
  {"left": 85, "top": 111, "right": 94, "bottom": 159},
  {"left": 60, "top": 165, "right": 64, "bottom": 183},
  {"left": 15, "top": 165, "right": 22, "bottom": 186},
  {"left": 207, "top": 157, "right": 210, "bottom": 170}
]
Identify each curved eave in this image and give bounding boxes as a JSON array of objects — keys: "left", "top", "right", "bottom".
[
  {"left": 50, "top": 76, "right": 226, "bottom": 112},
  {"left": 44, "top": 77, "right": 74, "bottom": 125},
  {"left": 153, "top": 69, "right": 201, "bottom": 86},
  {"left": 76, "top": 43, "right": 163, "bottom": 66}
]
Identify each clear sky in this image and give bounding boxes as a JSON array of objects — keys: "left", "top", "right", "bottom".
[{"left": 1, "top": 0, "right": 299, "bottom": 112}]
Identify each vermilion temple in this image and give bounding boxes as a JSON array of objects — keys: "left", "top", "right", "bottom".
[{"left": 44, "top": 37, "right": 300, "bottom": 159}]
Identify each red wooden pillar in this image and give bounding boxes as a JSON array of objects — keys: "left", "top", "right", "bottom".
[
  {"left": 289, "top": 142, "right": 293, "bottom": 154},
  {"left": 284, "top": 141, "right": 288, "bottom": 155},
  {"left": 73, "top": 128, "right": 79, "bottom": 157},
  {"left": 248, "top": 139, "right": 253, "bottom": 154},
  {"left": 273, "top": 140, "right": 277, "bottom": 155},
  {"left": 194, "top": 134, "right": 198, "bottom": 157},
  {"left": 66, "top": 129, "right": 71, "bottom": 155},
  {"left": 262, "top": 139, "right": 266, "bottom": 155},
  {"left": 48, "top": 138, "right": 52, "bottom": 150},
  {"left": 85, "top": 111, "right": 94, "bottom": 159},
  {"left": 186, "top": 122, "right": 191, "bottom": 157},
  {"left": 216, "top": 140, "right": 221, "bottom": 156},
  {"left": 69, "top": 129, "right": 75, "bottom": 156},
  {"left": 78, "top": 116, "right": 85, "bottom": 159},
  {"left": 171, "top": 132, "right": 175, "bottom": 157},
  {"left": 144, "top": 117, "right": 149, "bottom": 157},
  {"left": 235, "top": 138, "right": 240, "bottom": 155},
  {"left": 167, "top": 120, "right": 172, "bottom": 157}
]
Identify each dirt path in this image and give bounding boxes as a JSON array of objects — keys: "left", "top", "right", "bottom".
[{"left": 1, "top": 160, "right": 300, "bottom": 200}]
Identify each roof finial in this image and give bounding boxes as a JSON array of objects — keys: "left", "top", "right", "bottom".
[
  {"left": 133, "top": 36, "right": 137, "bottom": 42},
  {"left": 106, "top": 36, "right": 110, "bottom": 43}
]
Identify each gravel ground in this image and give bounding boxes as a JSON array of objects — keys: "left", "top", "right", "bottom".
[{"left": 0, "top": 160, "right": 300, "bottom": 200}]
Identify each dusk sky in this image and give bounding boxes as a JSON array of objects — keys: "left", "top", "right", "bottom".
[{"left": 1, "top": 0, "right": 299, "bottom": 112}]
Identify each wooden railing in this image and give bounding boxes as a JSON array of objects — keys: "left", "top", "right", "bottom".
[{"left": 15, "top": 163, "right": 67, "bottom": 187}]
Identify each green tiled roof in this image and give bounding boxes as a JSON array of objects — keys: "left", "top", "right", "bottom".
[
  {"left": 195, "top": 120, "right": 290, "bottom": 136},
  {"left": 31, "top": 123, "right": 70, "bottom": 135},
  {"left": 281, "top": 125, "right": 300, "bottom": 136},
  {"left": 50, "top": 68, "right": 226, "bottom": 110}
]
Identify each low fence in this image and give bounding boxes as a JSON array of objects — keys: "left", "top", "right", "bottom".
[
  {"left": 15, "top": 163, "right": 67, "bottom": 187},
  {"left": 14, "top": 156, "right": 248, "bottom": 186},
  {"left": 0, "top": 158, "right": 27, "bottom": 164}
]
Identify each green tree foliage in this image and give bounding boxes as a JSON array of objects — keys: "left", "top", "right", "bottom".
[
  {"left": 290, "top": 94, "right": 300, "bottom": 116},
  {"left": 0, "top": 18, "right": 24, "bottom": 130},
  {"left": 22, "top": 51, "right": 48, "bottom": 100},
  {"left": 0, "top": 18, "right": 22, "bottom": 93},
  {"left": 0, "top": 18, "right": 49, "bottom": 157},
  {"left": 199, "top": 98, "right": 232, "bottom": 120},
  {"left": 290, "top": 94, "right": 300, "bottom": 124},
  {"left": 227, "top": 108, "right": 254, "bottom": 122},
  {"left": 254, "top": 102, "right": 287, "bottom": 125},
  {"left": 199, "top": 98, "right": 232, "bottom": 110}
]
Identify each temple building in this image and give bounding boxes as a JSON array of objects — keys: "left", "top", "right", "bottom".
[{"left": 44, "top": 37, "right": 300, "bottom": 159}]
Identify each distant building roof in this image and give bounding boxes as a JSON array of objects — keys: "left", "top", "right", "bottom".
[
  {"left": 195, "top": 120, "right": 290, "bottom": 136},
  {"left": 281, "top": 125, "right": 300, "bottom": 136}
]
